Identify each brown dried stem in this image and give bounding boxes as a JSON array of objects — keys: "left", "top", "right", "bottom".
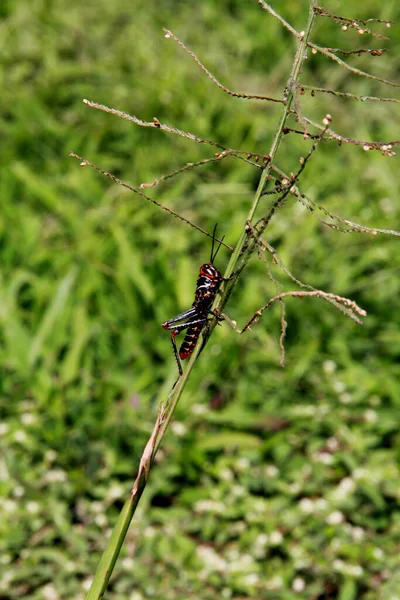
[
  {"left": 300, "top": 116, "right": 399, "bottom": 151},
  {"left": 163, "top": 29, "right": 282, "bottom": 103},
  {"left": 298, "top": 85, "right": 400, "bottom": 105},
  {"left": 326, "top": 47, "right": 388, "bottom": 56},
  {"left": 256, "top": 246, "right": 287, "bottom": 366},
  {"left": 307, "top": 42, "right": 400, "bottom": 88},
  {"left": 314, "top": 6, "right": 393, "bottom": 40},
  {"left": 258, "top": 0, "right": 301, "bottom": 38},
  {"left": 139, "top": 152, "right": 262, "bottom": 189},
  {"left": 269, "top": 164, "right": 400, "bottom": 237},
  {"left": 69, "top": 152, "right": 233, "bottom": 251},
  {"left": 82, "top": 99, "right": 270, "bottom": 161},
  {"left": 240, "top": 290, "right": 367, "bottom": 332},
  {"left": 244, "top": 220, "right": 364, "bottom": 324}
]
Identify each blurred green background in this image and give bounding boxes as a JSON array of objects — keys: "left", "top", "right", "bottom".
[{"left": 1, "top": 1, "right": 400, "bottom": 598}]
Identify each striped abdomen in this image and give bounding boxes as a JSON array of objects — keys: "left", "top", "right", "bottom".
[{"left": 179, "top": 319, "right": 207, "bottom": 360}]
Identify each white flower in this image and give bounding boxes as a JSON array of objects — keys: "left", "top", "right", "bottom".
[
  {"left": 243, "top": 573, "right": 259, "bottom": 586},
  {"left": 107, "top": 484, "right": 125, "bottom": 500},
  {"left": 364, "top": 409, "right": 377, "bottom": 423},
  {"left": 42, "top": 583, "right": 60, "bottom": 600},
  {"left": 122, "top": 557, "right": 135, "bottom": 570},
  {"left": 13, "top": 486, "right": 25, "bottom": 498},
  {"left": 21, "top": 413, "right": 36, "bottom": 425},
  {"left": 197, "top": 546, "right": 227, "bottom": 572},
  {"left": 94, "top": 514, "right": 108, "bottom": 528},
  {"left": 351, "top": 526, "right": 365, "bottom": 541},
  {"left": 292, "top": 577, "right": 305, "bottom": 592},
  {"left": 326, "top": 510, "right": 344, "bottom": 525},
  {"left": 44, "top": 449, "right": 58, "bottom": 462},
  {"left": 318, "top": 452, "right": 334, "bottom": 464},
  {"left": 326, "top": 437, "right": 339, "bottom": 451},
  {"left": 299, "top": 498, "right": 315, "bottom": 513},
  {"left": 171, "top": 421, "right": 187, "bottom": 436},
  {"left": 333, "top": 381, "right": 346, "bottom": 393},
  {"left": 265, "top": 465, "right": 278, "bottom": 477},
  {"left": 0, "top": 423, "right": 10, "bottom": 435},
  {"left": 194, "top": 499, "right": 225, "bottom": 514},
  {"left": 14, "top": 430, "right": 28, "bottom": 443},
  {"left": 44, "top": 469, "right": 67, "bottom": 484},
  {"left": 269, "top": 530, "right": 283, "bottom": 545}
]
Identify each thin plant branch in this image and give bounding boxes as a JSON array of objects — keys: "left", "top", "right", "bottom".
[
  {"left": 69, "top": 152, "right": 233, "bottom": 251},
  {"left": 256, "top": 120, "right": 329, "bottom": 225},
  {"left": 298, "top": 84, "right": 400, "bottom": 104},
  {"left": 243, "top": 220, "right": 364, "bottom": 323},
  {"left": 139, "top": 151, "right": 262, "bottom": 189},
  {"left": 82, "top": 99, "right": 271, "bottom": 161},
  {"left": 307, "top": 42, "right": 400, "bottom": 89},
  {"left": 258, "top": 0, "right": 301, "bottom": 38},
  {"left": 240, "top": 290, "right": 367, "bottom": 332},
  {"left": 163, "top": 29, "right": 283, "bottom": 103},
  {"left": 269, "top": 164, "right": 400, "bottom": 237},
  {"left": 326, "top": 47, "right": 388, "bottom": 56},
  {"left": 295, "top": 189, "right": 400, "bottom": 237},
  {"left": 314, "top": 6, "right": 393, "bottom": 40},
  {"left": 301, "top": 117, "right": 399, "bottom": 151},
  {"left": 257, "top": 249, "right": 287, "bottom": 366}
]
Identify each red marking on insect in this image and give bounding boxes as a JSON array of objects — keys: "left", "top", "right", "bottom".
[{"left": 162, "top": 225, "right": 225, "bottom": 376}]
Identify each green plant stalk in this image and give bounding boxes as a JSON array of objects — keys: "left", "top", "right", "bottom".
[
  {"left": 85, "top": 3, "right": 317, "bottom": 599},
  {"left": 85, "top": 334, "right": 205, "bottom": 600},
  {"left": 211, "top": 0, "right": 317, "bottom": 321}
]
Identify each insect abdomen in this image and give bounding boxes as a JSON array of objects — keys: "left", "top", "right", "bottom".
[{"left": 179, "top": 322, "right": 204, "bottom": 360}]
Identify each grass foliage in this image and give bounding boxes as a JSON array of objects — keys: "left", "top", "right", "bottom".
[{"left": 1, "top": 1, "right": 400, "bottom": 598}]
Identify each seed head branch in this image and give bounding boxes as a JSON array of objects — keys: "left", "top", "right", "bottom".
[
  {"left": 163, "top": 29, "right": 282, "bottom": 104},
  {"left": 307, "top": 42, "right": 400, "bottom": 88},
  {"left": 302, "top": 117, "right": 399, "bottom": 152},
  {"left": 240, "top": 290, "right": 367, "bottom": 333},
  {"left": 298, "top": 85, "right": 400, "bottom": 105},
  {"left": 69, "top": 152, "right": 233, "bottom": 251},
  {"left": 295, "top": 189, "right": 400, "bottom": 237},
  {"left": 259, "top": 120, "right": 329, "bottom": 207},
  {"left": 244, "top": 221, "right": 363, "bottom": 321},
  {"left": 258, "top": 0, "right": 301, "bottom": 39},
  {"left": 138, "top": 151, "right": 262, "bottom": 189},
  {"left": 83, "top": 99, "right": 270, "bottom": 161},
  {"left": 269, "top": 164, "right": 400, "bottom": 238},
  {"left": 326, "top": 48, "right": 388, "bottom": 56},
  {"left": 313, "top": 6, "right": 393, "bottom": 40},
  {"left": 257, "top": 250, "right": 287, "bottom": 366}
]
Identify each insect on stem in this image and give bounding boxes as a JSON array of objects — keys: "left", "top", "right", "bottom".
[{"left": 162, "top": 225, "right": 225, "bottom": 376}]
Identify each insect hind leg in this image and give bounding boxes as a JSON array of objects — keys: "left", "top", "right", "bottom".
[{"left": 170, "top": 329, "right": 183, "bottom": 377}]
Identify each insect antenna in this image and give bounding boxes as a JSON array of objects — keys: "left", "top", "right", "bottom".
[{"left": 210, "top": 223, "right": 225, "bottom": 264}]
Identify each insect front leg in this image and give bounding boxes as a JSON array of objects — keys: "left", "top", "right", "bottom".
[{"left": 207, "top": 308, "right": 224, "bottom": 323}]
